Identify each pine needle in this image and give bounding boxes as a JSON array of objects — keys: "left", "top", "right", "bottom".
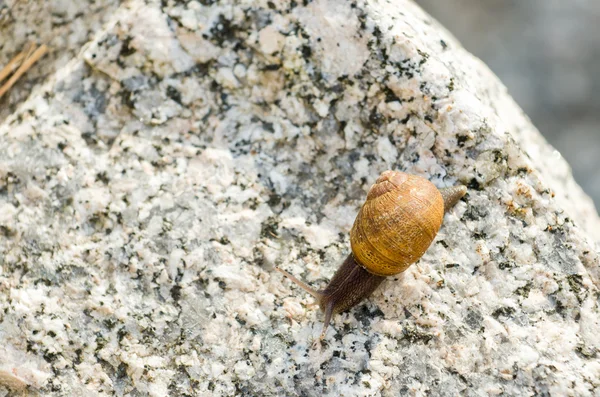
[{"left": 0, "top": 43, "right": 48, "bottom": 99}]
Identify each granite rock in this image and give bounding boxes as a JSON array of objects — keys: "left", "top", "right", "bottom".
[
  {"left": 0, "top": 0, "right": 121, "bottom": 124},
  {"left": 416, "top": 0, "right": 600, "bottom": 208},
  {"left": 0, "top": 0, "right": 599, "bottom": 396}
]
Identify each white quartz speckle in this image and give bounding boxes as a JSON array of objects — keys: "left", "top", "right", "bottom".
[{"left": 0, "top": 0, "right": 599, "bottom": 396}]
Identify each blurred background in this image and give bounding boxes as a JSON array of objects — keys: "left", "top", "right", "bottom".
[{"left": 417, "top": 0, "right": 600, "bottom": 210}]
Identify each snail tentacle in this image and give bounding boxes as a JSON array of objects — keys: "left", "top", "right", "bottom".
[
  {"left": 276, "top": 268, "right": 322, "bottom": 299},
  {"left": 439, "top": 185, "right": 467, "bottom": 212},
  {"left": 319, "top": 301, "right": 335, "bottom": 340}
]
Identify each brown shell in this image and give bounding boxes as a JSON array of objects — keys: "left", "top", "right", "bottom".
[{"left": 350, "top": 170, "right": 444, "bottom": 277}]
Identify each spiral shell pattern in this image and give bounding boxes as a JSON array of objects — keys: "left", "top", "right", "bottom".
[{"left": 350, "top": 170, "right": 444, "bottom": 276}]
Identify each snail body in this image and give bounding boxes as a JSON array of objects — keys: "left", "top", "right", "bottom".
[{"left": 277, "top": 170, "right": 466, "bottom": 339}]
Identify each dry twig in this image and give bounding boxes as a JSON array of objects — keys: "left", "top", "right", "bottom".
[{"left": 0, "top": 43, "right": 48, "bottom": 99}]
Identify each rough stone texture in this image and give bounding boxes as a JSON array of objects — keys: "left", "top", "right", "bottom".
[
  {"left": 416, "top": 0, "right": 600, "bottom": 208},
  {"left": 0, "top": 0, "right": 121, "bottom": 123},
  {"left": 0, "top": 0, "right": 599, "bottom": 396}
]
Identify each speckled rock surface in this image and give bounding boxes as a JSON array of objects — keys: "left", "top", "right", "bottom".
[
  {"left": 0, "top": 0, "right": 121, "bottom": 123},
  {"left": 1, "top": 0, "right": 599, "bottom": 396}
]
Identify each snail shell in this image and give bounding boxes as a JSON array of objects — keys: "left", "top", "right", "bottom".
[
  {"left": 350, "top": 170, "right": 444, "bottom": 276},
  {"left": 277, "top": 170, "right": 466, "bottom": 341}
]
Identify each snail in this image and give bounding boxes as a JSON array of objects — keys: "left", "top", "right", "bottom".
[{"left": 277, "top": 170, "right": 466, "bottom": 339}]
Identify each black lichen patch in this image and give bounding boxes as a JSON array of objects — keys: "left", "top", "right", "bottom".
[
  {"left": 119, "top": 36, "right": 136, "bottom": 57},
  {"left": 267, "top": 193, "right": 281, "bottom": 208},
  {"left": 252, "top": 246, "right": 265, "bottom": 267},
  {"left": 492, "top": 306, "right": 515, "bottom": 319},
  {"left": 208, "top": 14, "right": 238, "bottom": 46},
  {"left": 467, "top": 178, "right": 483, "bottom": 191},
  {"left": 354, "top": 304, "right": 384, "bottom": 327},
  {"left": 456, "top": 134, "right": 469, "bottom": 147},
  {"left": 401, "top": 325, "right": 434, "bottom": 344},
  {"left": 447, "top": 77, "right": 455, "bottom": 91},
  {"left": 464, "top": 309, "right": 483, "bottom": 330},
  {"left": 120, "top": 75, "right": 150, "bottom": 109},
  {"left": 170, "top": 285, "right": 182, "bottom": 302},
  {"left": 566, "top": 274, "right": 583, "bottom": 294},
  {"left": 300, "top": 44, "right": 312, "bottom": 59},
  {"left": 382, "top": 85, "right": 400, "bottom": 103},
  {"left": 0, "top": 225, "right": 16, "bottom": 238},
  {"left": 96, "top": 172, "right": 110, "bottom": 185},
  {"left": 166, "top": 85, "right": 183, "bottom": 105},
  {"left": 461, "top": 203, "right": 489, "bottom": 221},
  {"left": 261, "top": 216, "right": 280, "bottom": 239},
  {"left": 575, "top": 343, "right": 597, "bottom": 359},
  {"left": 73, "top": 83, "right": 107, "bottom": 121},
  {"left": 116, "top": 362, "right": 129, "bottom": 380},
  {"left": 548, "top": 293, "right": 567, "bottom": 317},
  {"left": 368, "top": 108, "right": 385, "bottom": 130},
  {"left": 514, "top": 282, "right": 532, "bottom": 298},
  {"left": 103, "top": 318, "right": 117, "bottom": 330}
]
